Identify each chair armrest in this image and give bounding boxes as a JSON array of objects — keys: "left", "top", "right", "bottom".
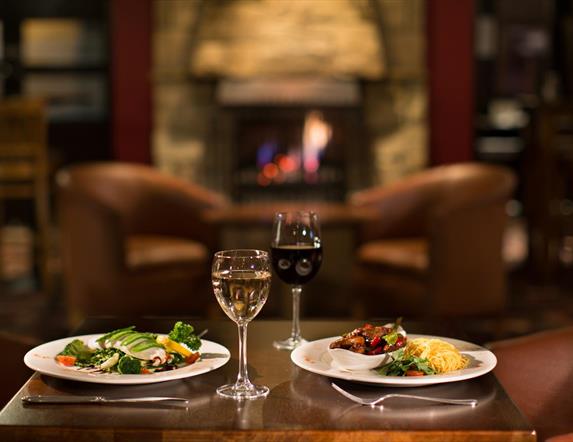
[
  {"left": 429, "top": 170, "right": 515, "bottom": 221},
  {"left": 57, "top": 186, "right": 125, "bottom": 275},
  {"left": 427, "top": 203, "right": 508, "bottom": 314},
  {"left": 57, "top": 184, "right": 127, "bottom": 327},
  {"left": 349, "top": 164, "right": 516, "bottom": 244}
]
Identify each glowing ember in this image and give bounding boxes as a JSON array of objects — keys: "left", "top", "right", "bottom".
[{"left": 255, "top": 110, "right": 332, "bottom": 186}]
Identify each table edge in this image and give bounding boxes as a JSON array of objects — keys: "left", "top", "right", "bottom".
[{"left": 0, "top": 426, "right": 537, "bottom": 442}]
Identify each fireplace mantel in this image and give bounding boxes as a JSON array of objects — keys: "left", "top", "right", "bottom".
[{"left": 216, "top": 78, "right": 361, "bottom": 106}]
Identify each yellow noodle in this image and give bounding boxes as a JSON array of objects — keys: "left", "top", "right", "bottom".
[{"left": 405, "top": 338, "right": 468, "bottom": 373}]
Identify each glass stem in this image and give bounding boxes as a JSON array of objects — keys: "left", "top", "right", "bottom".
[
  {"left": 291, "top": 285, "right": 303, "bottom": 341},
  {"left": 236, "top": 324, "right": 249, "bottom": 386}
]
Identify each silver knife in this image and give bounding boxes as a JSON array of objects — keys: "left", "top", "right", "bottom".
[{"left": 21, "top": 395, "right": 191, "bottom": 405}]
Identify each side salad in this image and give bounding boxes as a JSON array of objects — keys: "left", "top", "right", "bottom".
[
  {"left": 376, "top": 348, "right": 436, "bottom": 377},
  {"left": 55, "top": 321, "right": 201, "bottom": 374}
]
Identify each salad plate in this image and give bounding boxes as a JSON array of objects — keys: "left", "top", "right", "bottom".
[
  {"left": 24, "top": 334, "right": 230, "bottom": 385},
  {"left": 291, "top": 334, "right": 497, "bottom": 387}
]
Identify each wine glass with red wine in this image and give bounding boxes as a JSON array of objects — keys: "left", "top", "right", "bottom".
[{"left": 271, "top": 211, "right": 322, "bottom": 350}]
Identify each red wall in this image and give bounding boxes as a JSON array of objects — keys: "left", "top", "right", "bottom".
[
  {"left": 110, "top": 0, "right": 152, "bottom": 163},
  {"left": 427, "top": 0, "right": 475, "bottom": 165}
]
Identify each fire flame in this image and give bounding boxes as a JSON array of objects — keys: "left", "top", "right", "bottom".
[
  {"left": 256, "top": 110, "right": 331, "bottom": 185},
  {"left": 302, "top": 111, "right": 332, "bottom": 174}
]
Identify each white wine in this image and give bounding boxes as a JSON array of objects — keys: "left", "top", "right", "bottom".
[
  {"left": 211, "top": 250, "right": 270, "bottom": 399},
  {"left": 212, "top": 270, "right": 271, "bottom": 324}
]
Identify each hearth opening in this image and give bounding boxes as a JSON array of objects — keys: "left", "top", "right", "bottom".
[
  {"left": 231, "top": 106, "right": 363, "bottom": 201},
  {"left": 215, "top": 79, "right": 367, "bottom": 202}
]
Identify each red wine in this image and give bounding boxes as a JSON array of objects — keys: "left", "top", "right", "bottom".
[{"left": 270, "top": 245, "right": 323, "bottom": 285}]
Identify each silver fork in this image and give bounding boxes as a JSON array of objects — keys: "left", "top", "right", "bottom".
[{"left": 331, "top": 383, "right": 478, "bottom": 407}]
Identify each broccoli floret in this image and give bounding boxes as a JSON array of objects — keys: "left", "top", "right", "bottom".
[
  {"left": 117, "top": 355, "right": 142, "bottom": 374},
  {"left": 168, "top": 321, "right": 201, "bottom": 351}
]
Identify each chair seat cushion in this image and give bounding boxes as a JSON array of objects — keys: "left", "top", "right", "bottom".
[
  {"left": 356, "top": 238, "right": 428, "bottom": 274},
  {"left": 126, "top": 235, "right": 209, "bottom": 270}
]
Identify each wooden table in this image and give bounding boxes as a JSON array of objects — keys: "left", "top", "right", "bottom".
[{"left": 0, "top": 318, "right": 536, "bottom": 442}]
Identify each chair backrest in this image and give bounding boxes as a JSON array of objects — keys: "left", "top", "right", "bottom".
[
  {"left": 489, "top": 326, "right": 573, "bottom": 441},
  {"left": 57, "top": 162, "right": 228, "bottom": 239},
  {"left": 349, "top": 162, "right": 516, "bottom": 241}
]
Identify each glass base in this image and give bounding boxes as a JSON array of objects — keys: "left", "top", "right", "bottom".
[
  {"left": 273, "top": 336, "right": 308, "bottom": 351},
  {"left": 216, "top": 382, "right": 269, "bottom": 399}
]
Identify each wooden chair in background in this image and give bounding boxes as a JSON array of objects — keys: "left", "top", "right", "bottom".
[{"left": 0, "top": 97, "right": 51, "bottom": 293}]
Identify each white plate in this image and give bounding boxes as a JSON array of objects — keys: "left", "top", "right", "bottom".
[
  {"left": 24, "top": 334, "right": 231, "bottom": 385},
  {"left": 291, "top": 334, "right": 497, "bottom": 387}
]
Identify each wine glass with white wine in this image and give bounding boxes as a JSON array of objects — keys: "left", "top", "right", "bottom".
[{"left": 212, "top": 249, "right": 271, "bottom": 399}]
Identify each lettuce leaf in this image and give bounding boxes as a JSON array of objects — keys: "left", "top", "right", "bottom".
[
  {"left": 376, "top": 349, "right": 436, "bottom": 376},
  {"left": 58, "top": 339, "right": 94, "bottom": 362}
]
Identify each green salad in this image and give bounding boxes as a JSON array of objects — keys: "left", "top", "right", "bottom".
[
  {"left": 376, "top": 348, "right": 436, "bottom": 376},
  {"left": 55, "top": 321, "right": 201, "bottom": 374}
]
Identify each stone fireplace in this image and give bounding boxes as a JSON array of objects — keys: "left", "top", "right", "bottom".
[
  {"left": 153, "top": 0, "right": 428, "bottom": 200},
  {"left": 213, "top": 78, "right": 368, "bottom": 201}
]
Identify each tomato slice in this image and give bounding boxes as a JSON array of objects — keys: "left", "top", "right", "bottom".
[
  {"left": 56, "top": 355, "right": 77, "bottom": 367},
  {"left": 405, "top": 369, "right": 425, "bottom": 376},
  {"left": 185, "top": 352, "right": 200, "bottom": 365}
]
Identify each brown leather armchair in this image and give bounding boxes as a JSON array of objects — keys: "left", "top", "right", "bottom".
[
  {"left": 56, "top": 162, "right": 228, "bottom": 327},
  {"left": 349, "top": 163, "right": 516, "bottom": 317},
  {"left": 488, "top": 326, "right": 573, "bottom": 442}
]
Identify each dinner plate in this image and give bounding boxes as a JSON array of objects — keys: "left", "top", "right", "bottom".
[
  {"left": 24, "top": 334, "right": 231, "bottom": 385},
  {"left": 291, "top": 334, "right": 497, "bottom": 387}
]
